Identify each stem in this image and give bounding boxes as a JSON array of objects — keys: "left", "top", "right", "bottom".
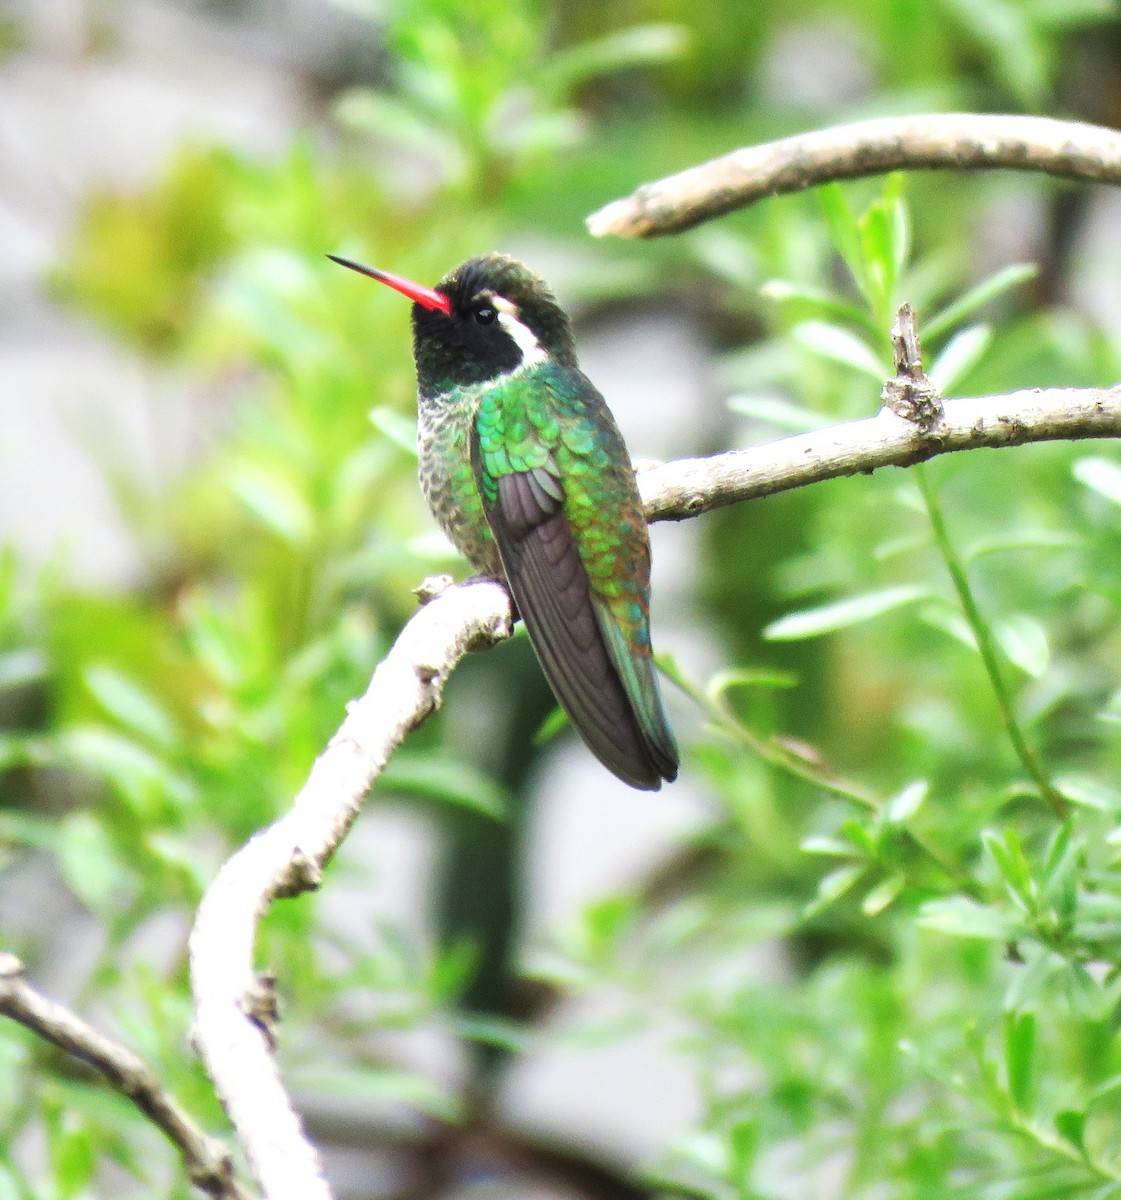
[
  {"left": 669, "top": 670, "right": 880, "bottom": 810},
  {"left": 916, "top": 466, "right": 1068, "bottom": 821},
  {"left": 667, "top": 668, "right": 974, "bottom": 889}
]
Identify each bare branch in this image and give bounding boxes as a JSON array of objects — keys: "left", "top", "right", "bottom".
[
  {"left": 639, "top": 385, "right": 1121, "bottom": 521},
  {"left": 0, "top": 953, "right": 254, "bottom": 1200},
  {"left": 586, "top": 114, "right": 1121, "bottom": 238},
  {"left": 188, "top": 381, "right": 1121, "bottom": 1200},
  {"left": 189, "top": 577, "right": 513, "bottom": 1200}
]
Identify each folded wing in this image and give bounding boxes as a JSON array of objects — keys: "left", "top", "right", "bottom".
[{"left": 481, "top": 464, "right": 676, "bottom": 790}]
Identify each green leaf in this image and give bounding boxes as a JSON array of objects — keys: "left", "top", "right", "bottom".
[
  {"left": 982, "top": 829, "right": 1033, "bottom": 905},
  {"left": 728, "top": 1118, "right": 760, "bottom": 1181},
  {"left": 545, "top": 24, "right": 688, "bottom": 88},
  {"left": 46, "top": 1110, "right": 97, "bottom": 1200},
  {"left": 917, "top": 896, "right": 1020, "bottom": 940},
  {"left": 964, "top": 528, "right": 1079, "bottom": 561},
  {"left": 369, "top": 406, "right": 420, "bottom": 457},
  {"left": 885, "top": 780, "right": 929, "bottom": 823},
  {"left": 1063, "top": 963, "right": 1110, "bottom": 1020},
  {"left": 145, "top": 831, "right": 212, "bottom": 894},
  {"left": 57, "top": 720, "right": 196, "bottom": 816},
  {"left": 428, "top": 939, "right": 477, "bottom": 1003},
  {"left": 923, "top": 262, "right": 1038, "bottom": 341},
  {"left": 1004, "top": 946, "right": 1058, "bottom": 1013},
  {"left": 818, "top": 184, "right": 866, "bottom": 289},
  {"left": 293, "top": 1066, "right": 462, "bottom": 1123},
  {"left": 928, "top": 324, "right": 992, "bottom": 392},
  {"left": 1053, "top": 775, "right": 1121, "bottom": 813},
  {"left": 727, "top": 393, "right": 830, "bottom": 433},
  {"left": 334, "top": 89, "right": 460, "bottom": 162},
  {"left": 939, "top": 0, "right": 1051, "bottom": 108},
  {"left": 84, "top": 664, "right": 179, "bottom": 749},
  {"left": 889, "top": 185, "right": 911, "bottom": 278},
  {"left": 800, "top": 834, "right": 855, "bottom": 857},
  {"left": 1004, "top": 1009, "right": 1036, "bottom": 1111},
  {"left": 531, "top": 705, "right": 569, "bottom": 746},
  {"left": 789, "top": 320, "right": 887, "bottom": 380},
  {"left": 1074, "top": 455, "right": 1121, "bottom": 507},
  {"left": 1053, "top": 1109, "right": 1087, "bottom": 1153},
  {"left": 1039, "top": 824, "right": 1078, "bottom": 920},
  {"left": 229, "top": 462, "right": 314, "bottom": 544},
  {"left": 858, "top": 192, "right": 902, "bottom": 309},
  {"left": 758, "top": 278, "right": 873, "bottom": 330},
  {"left": 57, "top": 727, "right": 195, "bottom": 815},
  {"left": 994, "top": 615, "right": 1050, "bottom": 679},
  {"left": 862, "top": 873, "right": 905, "bottom": 916},
  {"left": 584, "top": 894, "right": 637, "bottom": 951},
  {"left": 806, "top": 864, "right": 866, "bottom": 916},
  {"left": 764, "top": 585, "right": 928, "bottom": 641},
  {"left": 56, "top": 813, "right": 132, "bottom": 915},
  {"left": 706, "top": 667, "right": 799, "bottom": 702},
  {"left": 839, "top": 816, "right": 877, "bottom": 856},
  {"left": 379, "top": 756, "right": 508, "bottom": 819},
  {"left": 453, "top": 1014, "right": 530, "bottom": 1053},
  {"left": 920, "top": 605, "right": 979, "bottom": 652}
]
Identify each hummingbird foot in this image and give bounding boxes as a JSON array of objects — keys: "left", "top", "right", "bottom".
[{"left": 464, "top": 571, "right": 520, "bottom": 622}]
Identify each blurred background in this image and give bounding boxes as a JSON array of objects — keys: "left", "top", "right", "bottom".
[{"left": 3, "top": 0, "right": 1121, "bottom": 1197}]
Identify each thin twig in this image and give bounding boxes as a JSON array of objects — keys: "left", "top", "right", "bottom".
[
  {"left": 0, "top": 953, "right": 255, "bottom": 1200},
  {"left": 586, "top": 114, "right": 1121, "bottom": 238},
  {"left": 882, "top": 312, "right": 1065, "bottom": 819},
  {"left": 881, "top": 303, "right": 942, "bottom": 430}
]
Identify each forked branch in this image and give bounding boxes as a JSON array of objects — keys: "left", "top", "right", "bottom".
[
  {"left": 0, "top": 954, "right": 254, "bottom": 1200},
  {"left": 189, "top": 379, "right": 1121, "bottom": 1200}
]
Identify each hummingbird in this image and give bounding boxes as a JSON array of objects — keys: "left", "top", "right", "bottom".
[{"left": 328, "top": 252, "right": 678, "bottom": 790}]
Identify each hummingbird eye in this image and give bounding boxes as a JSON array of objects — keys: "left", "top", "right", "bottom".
[{"left": 473, "top": 304, "right": 498, "bottom": 326}]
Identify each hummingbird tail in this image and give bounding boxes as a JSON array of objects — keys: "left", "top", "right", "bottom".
[{"left": 595, "top": 610, "right": 679, "bottom": 781}]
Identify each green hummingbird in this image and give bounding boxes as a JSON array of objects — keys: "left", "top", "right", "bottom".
[{"left": 328, "top": 251, "right": 678, "bottom": 790}]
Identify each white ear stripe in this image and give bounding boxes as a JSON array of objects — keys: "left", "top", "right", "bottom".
[{"left": 493, "top": 296, "right": 547, "bottom": 367}]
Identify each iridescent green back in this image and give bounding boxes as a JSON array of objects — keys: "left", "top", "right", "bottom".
[{"left": 475, "top": 365, "right": 651, "bottom": 626}]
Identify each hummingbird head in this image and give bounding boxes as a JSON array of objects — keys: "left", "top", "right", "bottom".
[{"left": 328, "top": 252, "right": 578, "bottom": 396}]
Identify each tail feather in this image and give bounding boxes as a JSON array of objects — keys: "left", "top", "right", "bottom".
[{"left": 595, "top": 609, "right": 678, "bottom": 781}]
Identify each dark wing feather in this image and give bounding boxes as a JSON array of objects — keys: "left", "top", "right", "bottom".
[{"left": 485, "top": 468, "right": 666, "bottom": 790}]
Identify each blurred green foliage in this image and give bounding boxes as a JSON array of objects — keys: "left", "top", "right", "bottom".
[{"left": 4, "top": 0, "right": 1121, "bottom": 1196}]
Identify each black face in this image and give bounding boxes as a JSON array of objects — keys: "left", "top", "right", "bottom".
[
  {"left": 412, "top": 287, "right": 522, "bottom": 396},
  {"left": 411, "top": 254, "right": 577, "bottom": 397}
]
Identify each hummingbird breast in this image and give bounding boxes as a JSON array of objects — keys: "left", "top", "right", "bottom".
[{"left": 417, "top": 385, "right": 503, "bottom": 577}]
